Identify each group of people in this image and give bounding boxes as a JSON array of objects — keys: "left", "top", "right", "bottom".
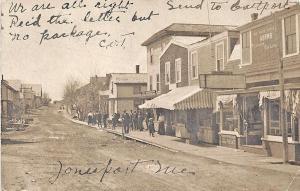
[
  {"left": 87, "top": 110, "right": 166, "bottom": 137},
  {"left": 117, "top": 110, "right": 165, "bottom": 137},
  {"left": 87, "top": 112, "right": 109, "bottom": 128}
]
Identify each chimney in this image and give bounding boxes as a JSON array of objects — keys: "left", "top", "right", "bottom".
[
  {"left": 251, "top": 13, "right": 258, "bottom": 21},
  {"left": 136, "top": 65, "right": 140, "bottom": 74}
]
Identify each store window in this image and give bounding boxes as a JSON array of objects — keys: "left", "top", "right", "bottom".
[
  {"left": 268, "top": 100, "right": 296, "bottom": 137},
  {"left": 223, "top": 102, "right": 238, "bottom": 131},
  {"left": 175, "top": 111, "right": 187, "bottom": 124},
  {"left": 283, "top": 15, "right": 298, "bottom": 56},
  {"left": 198, "top": 109, "right": 212, "bottom": 127},
  {"left": 269, "top": 101, "right": 280, "bottom": 136}
]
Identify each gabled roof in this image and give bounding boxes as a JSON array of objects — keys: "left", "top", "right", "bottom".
[
  {"left": 1, "top": 80, "right": 19, "bottom": 92},
  {"left": 142, "top": 23, "right": 237, "bottom": 46},
  {"left": 7, "top": 80, "right": 22, "bottom": 91}
]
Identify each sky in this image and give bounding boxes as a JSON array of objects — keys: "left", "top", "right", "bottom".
[{"left": 0, "top": 0, "right": 296, "bottom": 100}]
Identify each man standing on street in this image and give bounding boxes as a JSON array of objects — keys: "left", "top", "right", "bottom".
[{"left": 122, "top": 111, "right": 130, "bottom": 134}]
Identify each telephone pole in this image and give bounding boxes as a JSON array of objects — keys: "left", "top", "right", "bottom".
[
  {"left": 280, "top": 58, "right": 288, "bottom": 163},
  {"left": 275, "top": 13, "right": 288, "bottom": 163}
]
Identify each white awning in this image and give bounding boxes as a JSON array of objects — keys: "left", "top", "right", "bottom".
[
  {"left": 259, "top": 91, "right": 280, "bottom": 106},
  {"left": 139, "top": 86, "right": 214, "bottom": 110},
  {"left": 216, "top": 94, "right": 237, "bottom": 110}
]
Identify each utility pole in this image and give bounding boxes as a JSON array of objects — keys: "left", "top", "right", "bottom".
[
  {"left": 280, "top": 58, "right": 288, "bottom": 163},
  {"left": 275, "top": 13, "right": 288, "bottom": 163}
]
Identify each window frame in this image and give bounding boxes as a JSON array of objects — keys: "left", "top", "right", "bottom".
[
  {"left": 175, "top": 58, "right": 182, "bottom": 83},
  {"left": 150, "top": 48, "right": 154, "bottom": 64},
  {"left": 156, "top": 74, "right": 160, "bottom": 92},
  {"left": 149, "top": 75, "right": 153, "bottom": 91},
  {"left": 165, "top": 61, "right": 170, "bottom": 85},
  {"left": 190, "top": 51, "right": 198, "bottom": 80},
  {"left": 240, "top": 30, "right": 252, "bottom": 66},
  {"left": 282, "top": 14, "right": 299, "bottom": 58},
  {"left": 215, "top": 41, "right": 225, "bottom": 72}
]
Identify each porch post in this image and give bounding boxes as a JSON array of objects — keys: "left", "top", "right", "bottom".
[
  {"left": 263, "top": 98, "right": 269, "bottom": 138},
  {"left": 292, "top": 114, "right": 296, "bottom": 142},
  {"left": 219, "top": 102, "right": 224, "bottom": 132},
  {"left": 219, "top": 102, "right": 224, "bottom": 146},
  {"left": 298, "top": 118, "right": 300, "bottom": 142}
]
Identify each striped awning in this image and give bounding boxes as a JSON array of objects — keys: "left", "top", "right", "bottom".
[{"left": 139, "top": 86, "right": 214, "bottom": 110}]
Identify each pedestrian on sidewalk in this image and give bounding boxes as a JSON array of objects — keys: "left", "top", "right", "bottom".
[
  {"left": 112, "top": 113, "right": 117, "bottom": 130},
  {"left": 122, "top": 111, "right": 130, "bottom": 134},
  {"left": 138, "top": 111, "right": 144, "bottom": 131},
  {"left": 133, "top": 111, "right": 138, "bottom": 130},
  {"left": 148, "top": 118, "right": 155, "bottom": 137},
  {"left": 145, "top": 111, "right": 150, "bottom": 130},
  {"left": 97, "top": 112, "right": 102, "bottom": 128},
  {"left": 103, "top": 113, "right": 108, "bottom": 128},
  {"left": 92, "top": 113, "right": 97, "bottom": 125},
  {"left": 130, "top": 110, "right": 134, "bottom": 131},
  {"left": 87, "top": 112, "right": 93, "bottom": 125}
]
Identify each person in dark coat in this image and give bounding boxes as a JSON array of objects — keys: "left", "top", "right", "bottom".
[
  {"left": 97, "top": 112, "right": 102, "bottom": 128},
  {"left": 87, "top": 112, "right": 93, "bottom": 125},
  {"left": 122, "top": 111, "right": 130, "bottom": 134},
  {"left": 148, "top": 118, "right": 155, "bottom": 137},
  {"left": 133, "top": 111, "right": 138, "bottom": 130},
  {"left": 130, "top": 110, "right": 134, "bottom": 131},
  {"left": 137, "top": 111, "right": 144, "bottom": 131},
  {"left": 103, "top": 113, "right": 108, "bottom": 128},
  {"left": 112, "top": 113, "right": 117, "bottom": 130}
]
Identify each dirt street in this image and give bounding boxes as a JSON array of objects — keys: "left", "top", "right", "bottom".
[{"left": 1, "top": 106, "right": 300, "bottom": 191}]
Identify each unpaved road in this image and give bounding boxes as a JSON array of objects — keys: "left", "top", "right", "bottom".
[{"left": 1, "top": 106, "right": 299, "bottom": 191}]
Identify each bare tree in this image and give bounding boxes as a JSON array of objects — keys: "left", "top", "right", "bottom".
[
  {"left": 42, "top": 92, "right": 52, "bottom": 106},
  {"left": 63, "top": 77, "right": 81, "bottom": 113}
]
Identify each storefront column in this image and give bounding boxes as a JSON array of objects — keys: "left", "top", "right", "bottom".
[
  {"left": 263, "top": 98, "right": 269, "bottom": 138},
  {"left": 298, "top": 118, "right": 300, "bottom": 141},
  {"left": 291, "top": 114, "right": 296, "bottom": 141},
  {"left": 219, "top": 102, "right": 224, "bottom": 132}
]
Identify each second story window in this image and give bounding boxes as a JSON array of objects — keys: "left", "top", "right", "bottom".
[
  {"left": 242, "top": 31, "right": 251, "bottom": 65},
  {"left": 156, "top": 74, "right": 160, "bottom": 92},
  {"left": 175, "top": 58, "right": 182, "bottom": 83},
  {"left": 165, "top": 62, "right": 170, "bottom": 84},
  {"left": 150, "top": 48, "right": 154, "bottom": 64},
  {"left": 283, "top": 14, "right": 298, "bottom": 56},
  {"left": 191, "top": 51, "right": 198, "bottom": 79},
  {"left": 216, "top": 42, "right": 224, "bottom": 71},
  {"left": 149, "top": 75, "right": 153, "bottom": 91}
]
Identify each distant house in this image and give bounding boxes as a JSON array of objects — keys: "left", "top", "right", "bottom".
[
  {"left": 1, "top": 77, "right": 22, "bottom": 130},
  {"left": 104, "top": 69, "right": 147, "bottom": 118},
  {"left": 21, "top": 84, "right": 43, "bottom": 109}
]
